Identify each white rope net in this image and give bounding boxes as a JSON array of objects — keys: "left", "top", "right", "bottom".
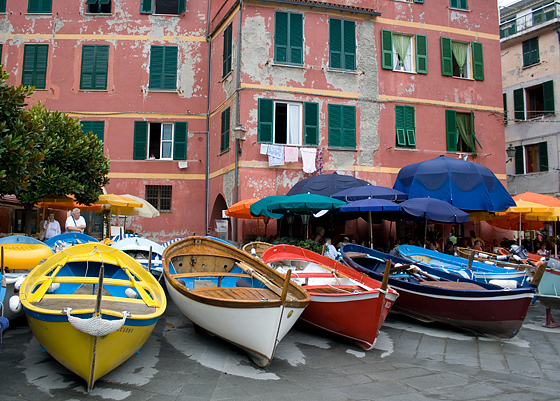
[{"left": 65, "top": 308, "right": 130, "bottom": 337}]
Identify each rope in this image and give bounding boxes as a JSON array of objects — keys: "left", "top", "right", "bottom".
[{"left": 65, "top": 307, "right": 130, "bottom": 337}]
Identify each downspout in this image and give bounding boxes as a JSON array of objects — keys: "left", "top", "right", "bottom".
[
  {"left": 233, "top": 0, "right": 243, "bottom": 242},
  {"left": 205, "top": 0, "right": 212, "bottom": 235}
]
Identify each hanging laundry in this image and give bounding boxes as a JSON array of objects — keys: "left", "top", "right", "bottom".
[
  {"left": 260, "top": 144, "right": 268, "bottom": 155},
  {"left": 300, "top": 148, "right": 317, "bottom": 173},
  {"left": 284, "top": 146, "right": 299, "bottom": 163},
  {"left": 315, "top": 148, "right": 324, "bottom": 174},
  {"left": 267, "top": 144, "right": 284, "bottom": 166}
]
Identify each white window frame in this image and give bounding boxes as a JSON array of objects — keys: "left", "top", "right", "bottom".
[
  {"left": 148, "top": 122, "right": 175, "bottom": 160},
  {"left": 273, "top": 101, "right": 303, "bottom": 146},
  {"left": 392, "top": 34, "right": 415, "bottom": 73}
]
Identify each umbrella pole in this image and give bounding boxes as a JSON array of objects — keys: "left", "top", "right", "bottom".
[
  {"left": 519, "top": 213, "right": 522, "bottom": 246},
  {"left": 369, "top": 211, "right": 373, "bottom": 250},
  {"left": 424, "top": 219, "right": 428, "bottom": 248}
]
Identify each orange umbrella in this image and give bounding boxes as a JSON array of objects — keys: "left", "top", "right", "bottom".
[
  {"left": 485, "top": 200, "right": 550, "bottom": 231},
  {"left": 513, "top": 192, "right": 560, "bottom": 207},
  {"left": 225, "top": 198, "right": 262, "bottom": 220},
  {"left": 36, "top": 201, "right": 102, "bottom": 212}
]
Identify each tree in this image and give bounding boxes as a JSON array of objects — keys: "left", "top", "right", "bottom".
[{"left": 0, "top": 66, "right": 110, "bottom": 235}]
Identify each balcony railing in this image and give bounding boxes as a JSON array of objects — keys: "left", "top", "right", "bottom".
[{"left": 500, "top": 1, "right": 559, "bottom": 38}]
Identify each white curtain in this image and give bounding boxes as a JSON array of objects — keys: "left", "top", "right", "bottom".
[{"left": 287, "top": 104, "right": 300, "bottom": 145}]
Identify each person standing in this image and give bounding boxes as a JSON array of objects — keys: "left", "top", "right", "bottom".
[
  {"left": 42, "top": 210, "right": 61, "bottom": 241},
  {"left": 66, "top": 208, "right": 86, "bottom": 233},
  {"left": 323, "top": 237, "right": 338, "bottom": 260}
]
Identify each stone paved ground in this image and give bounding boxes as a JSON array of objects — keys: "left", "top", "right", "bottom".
[{"left": 1, "top": 299, "right": 559, "bottom": 401}]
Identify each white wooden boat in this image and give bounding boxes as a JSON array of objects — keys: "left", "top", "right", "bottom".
[
  {"left": 163, "top": 236, "right": 311, "bottom": 367},
  {"left": 110, "top": 236, "right": 165, "bottom": 277}
]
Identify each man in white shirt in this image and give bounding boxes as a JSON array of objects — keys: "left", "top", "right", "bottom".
[
  {"left": 65, "top": 208, "right": 86, "bottom": 233},
  {"left": 43, "top": 210, "right": 61, "bottom": 240},
  {"left": 324, "top": 237, "right": 338, "bottom": 260}
]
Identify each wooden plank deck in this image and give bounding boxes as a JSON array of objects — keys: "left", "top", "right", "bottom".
[
  {"left": 190, "top": 287, "right": 279, "bottom": 302},
  {"left": 33, "top": 297, "right": 157, "bottom": 315}
]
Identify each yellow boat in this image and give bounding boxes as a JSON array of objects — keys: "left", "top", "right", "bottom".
[
  {"left": 0, "top": 235, "right": 53, "bottom": 270},
  {"left": 19, "top": 243, "right": 167, "bottom": 391}
]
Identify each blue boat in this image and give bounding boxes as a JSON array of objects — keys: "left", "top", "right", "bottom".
[
  {"left": 45, "top": 232, "right": 99, "bottom": 250},
  {"left": 0, "top": 235, "right": 45, "bottom": 245},
  {"left": 397, "top": 244, "right": 532, "bottom": 288},
  {"left": 340, "top": 244, "right": 536, "bottom": 339}
]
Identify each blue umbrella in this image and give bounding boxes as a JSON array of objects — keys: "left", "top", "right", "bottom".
[
  {"left": 332, "top": 186, "right": 408, "bottom": 202},
  {"left": 400, "top": 198, "right": 470, "bottom": 223},
  {"left": 339, "top": 198, "right": 402, "bottom": 248},
  {"left": 287, "top": 172, "right": 369, "bottom": 196},
  {"left": 393, "top": 155, "right": 516, "bottom": 212}
]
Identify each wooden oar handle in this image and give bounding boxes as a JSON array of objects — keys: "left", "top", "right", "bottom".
[
  {"left": 281, "top": 269, "right": 292, "bottom": 304},
  {"left": 380, "top": 260, "right": 391, "bottom": 291}
]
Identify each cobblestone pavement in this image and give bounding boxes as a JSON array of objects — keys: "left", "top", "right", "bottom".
[{"left": 1, "top": 298, "right": 559, "bottom": 401}]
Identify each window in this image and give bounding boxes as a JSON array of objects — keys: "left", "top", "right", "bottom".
[
  {"left": 133, "top": 121, "right": 187, "bottom": 160},
  {"left": 381, "top": 30, "right": 427, "bottom": 74},
  {"left": 81, "top": 121, "right": 105, "bottom": 142},
  {"left": 328, "top": 104, "right": 356, "bottom": 149},
  {"left": 257, "top": 99, "right": 318, "bottom": 146},
  {"left": 441, "top": 38, "right": 484, "bottom": 80},
  {"left": 28, "top": 0, "right": 52, "bottom": 13},
  {"left": 522, "top": 37, "right": 539, "bottom": 67},
  {"left": 274, "top": 12, "right": 303, "bottom": 65},
  {"left": 80, "top": 45, "right": 109, "bottom": 90},
  {"left": 513, "top": 81, "right": 554, "bottom": 120},
  {"left": 395, "top": 105, "right": 416, "bottom": 148},
  {"left": 533, "top": 3, "right": 556, "bottom": 25},
  {"left": 450, "top": 0, "right": 468, "bottom": 10},
  {"left": 329, "top": 18, "right": 356, "bottom": 71},
  {"left": 221, "top": 107, "right": 230, "bottom": 153},
  {"left": 515, "top": 142, "right": 548, "bottom": 174},
  {"left": 146, "top": 185, "right": 172, "bottom": 212},
  {"left": 446, "top": 110, "right": 480, "bottom": 154},
  {"left": 140, "top": 0, "right": 186, "bottom": 15},
  {"left": 22, "top": 44, "right": 48, "bottom": 89},
  {"left": 86, "top": 0, "right": 111, "bottom": 14},
  {"left": 503, "top": 93, "right": 508, "bottom": 125},
  {"left": 500, "top": 17, "right": 517, "bottom": 38},
  {"left": 149, "top": 46, "right": 178, "bottom": 91},
  {"left": 0, "top": 1, "right": 5, "bottom": 13},
  {"left": 222, "top": 23, "right": 232, "bottom": 78}
]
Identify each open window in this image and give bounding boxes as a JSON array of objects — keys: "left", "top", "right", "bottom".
[
  {"left": 441, "top": 37, "right": 484, "bottom": 80},
  {"left": 446, "top": 110, "right": 481, "bottom": 155},
  {"left": 133, "top": 121, "right": 187, "bottom": 160},
  {"left": 141, "top": 0, "right": 186, "bottom": 15},
  {"left": 86, "top": 0, "right": 111, "bottom": 14},
  {"left": 515, "top": 142, "right": 548, "bottom": 174}
]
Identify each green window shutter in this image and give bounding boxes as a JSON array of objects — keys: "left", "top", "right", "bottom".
[
  {"left": 522, "top": 37, "right": 539, "bottom": 67},
  {"left": 0, "top": 0, "right": 6, "bottom": 13},
  {"left": 329, "top": 18, "right": 342, "bottom": 69},
  {"left": 381, "top": 29, "right": 393, "bottom": 70},
  {"left": 22, "top": 44, "right": 36, "bottom": 86},
  {"left": 328, "top": 104, "right": 342, "bottom": 147},
  {"left": 395, "top": 105, "right": 406, "bottom": 146},
  {"left": 82, "top": 121, "right": 105, "bottom": 142},
  {"left": 514, "top": 145, "right": 524, "bottom": 174},
  {"left": 405, "top": 106, "right": 416, "bottom": 147},
  {"left": 342, "top": 105, "right": 356, "bottom": 149},
  {"left": 223, "top": 24, "right": 232, "bottom": 78},
  {"left": 80, "top": 45, "right": 109, "bottom": 90},
  {"left": 163, "top": 46, "right": 178, "bottom": 90},
  {"left": 29, "top": 0, "right": 52, "bottom": 13},
  {"left": 543, "top": 80, "right": 555, "bottom": 116},
  {"left": 289, "top": 13, "right": 303, "bottom": 65},
  {"left": 472, "top": 42, "right": 484, "bottom": 81},
  {"left": 140, "top": 0, "right": 153, "bottom": 14},
  {"left": 274, "top": 12, "right": 288, "bottom": 63},
  {"left": 441, "top": 37, "right": 453, "bottom": 76},
  {"left": 149, "top": 46, "right": 164, "bottom": 89},
  {"left": 539, "top": 141, "right": 548, "bottom": 172},
  {"left": 343, "top": 20, "right": 356, "bottom": 70},
  {"left": 470, "top": 111, "right": 481, "bottom": 151},
  {"left": 513, "top": 88, "right": 525, "bottom": 120},
  {"left": 221, "top": 108, "right": 230, "bottom": 152},
  {"left": 133, "top": 121, "right": 148, "bottom": 160},
  {"left": 178, "top": 0, "right": 186, "bottom": 14},
  {"left": 258, "top": 98, "right": 273, "bottom": 143},
  {"left": 446, "top": 110, "right": 457, "bottom": 152},
  {"left": 503, "top": 93, "right": 508, "bottom": 125},
  {"left": 173, "top": 121, "right": 188, "bottom": 160},
  {"left": 413, "top": 0, "right": 424, "bottom": 3},
  {"left": 304, "top": 102, "right": 319, "bottom": 146},
  {"left": 415, "top": 34, "right": 428, "bottom": 74},
  {"left": 450, "top": 0, "right": 458, "bottom": 7},
  {"left": 86, "top": 0, "right": 98, "bottom": 4},
  {"left": 451, "top": 0, "right": 468, "bottom": 9}
]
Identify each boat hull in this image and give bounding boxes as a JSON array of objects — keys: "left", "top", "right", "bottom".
[
  {"left": 2, "top": 272, "right": 27, "bottom": 320},
  {"left": 0, "top": 243, "right": 53, "bottom": 270},
  {"left": 25, "top": 311, "right": 157, "bottom": 388},
  {"left": 341, "top": 244, "right": 535, "bottom": 339},
  {"left": 262, "top": 245, "right": 398, "bottom": 350},
  {"left": 538, "top": 268, "right": 560, "bottom": 310}
]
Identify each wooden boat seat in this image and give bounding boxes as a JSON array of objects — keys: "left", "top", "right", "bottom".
[
  {"left": 344, "top": 252, "right": 368, "bottom": 259},
  {"left": 190, "top": 287, "right": 279, "bottom": 302},
  {"left": 306, "top": 286, "right": 366, "bottom": 294},
  {"left": 32, "top": 296, "right": 157, "bottom": 315},
  {"left": 420, "top": 281, "right": 487, "bottom": 291}
]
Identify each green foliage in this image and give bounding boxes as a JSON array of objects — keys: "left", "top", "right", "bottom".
[
  {"left": 272, "top": 237, "right": 323, "bottom": 254},
  {"left": 0, "top": 65, "right": 110, "bottom": 235}
]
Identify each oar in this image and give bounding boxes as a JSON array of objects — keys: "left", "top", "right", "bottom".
[
  {"left": 1, "top": 246, "right": 5, "bottom": 282},
  {"left": 148, "top": 246, "right": 153, "bottom": 273},
  {"left": 467, "top": 250, "right": 475, "bottom": 270},
  {"left": 380, "top": 260, "right": 391, "bottom": 291},
  {"left": 280, "top": 269, "right": 292, "bottom": 304},
  {"left": 94, "top": 263, "right": 105, "bottom": 317}
]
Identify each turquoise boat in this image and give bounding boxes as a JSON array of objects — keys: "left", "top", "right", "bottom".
[
  {"left": 397, "top": 244, "right": 532, "bottom": 288},
  {"left": 537, "top": 258, "right": 560, "bottom": 327}
]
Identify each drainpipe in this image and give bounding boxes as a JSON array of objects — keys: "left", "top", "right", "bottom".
[
  {"left": 205, "top": 0, "right": 212, "bottom": 235},
  {"left": 233, "top": 0, "right": 243, "bottom": 242}
]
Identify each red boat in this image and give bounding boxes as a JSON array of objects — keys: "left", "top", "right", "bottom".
[{"left": 261, "top": 245, "right": 399, "bottom": 350}]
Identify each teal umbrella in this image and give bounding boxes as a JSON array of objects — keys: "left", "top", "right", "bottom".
[
  {"left": 266, "top": 194, "right": 347, "bottom": 214},
  {"left": 250, "top": 196, "right": 287, "bottom": 219}
]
